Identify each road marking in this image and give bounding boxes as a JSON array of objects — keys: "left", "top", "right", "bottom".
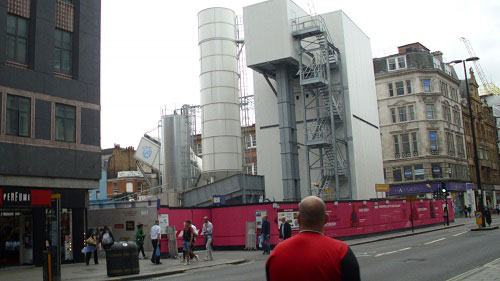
[
  {"left": 452, "top": 231, "right": 467, "bottom": 237},
  {"left": 424, "top": 238, "right": 446, "bottom": 245},
  {"left": 375, "top": 247, "right": 411, "bottom": 257},
  {"left": 447, "top": 257, "right": 500, "bottom": 281}
]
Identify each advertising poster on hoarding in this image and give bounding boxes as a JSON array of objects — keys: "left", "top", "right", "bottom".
[
  {"left": 277, "top": 209, "right": 299, "bottom": 229},
  {"left": 255, "top": 210, "right": 267, "bottom": 229},
  {"left": 158, "top": 214, "right": 169, "bottom": 234}
]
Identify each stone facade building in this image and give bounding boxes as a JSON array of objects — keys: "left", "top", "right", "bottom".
[
  {"left": 460, "top": 69, "right": 499, "bottom": 208},
  {"left": 373, "top": 43, "right": 471, "bottom": 206}
]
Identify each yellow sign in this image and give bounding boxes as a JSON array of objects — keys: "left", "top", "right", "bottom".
[
  {"left": 51, "top": 194, "right": 61, "bottom": 199},
  {"left": 375, "top": 184, "right": 390, "bottom": 192},
  {"left": 475, "top": 211, "right": 483, "bottom": 227}
]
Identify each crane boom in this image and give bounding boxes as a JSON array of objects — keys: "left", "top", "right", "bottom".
[{"left": 460, "top": 37, "right": 500, "bottom": 95}]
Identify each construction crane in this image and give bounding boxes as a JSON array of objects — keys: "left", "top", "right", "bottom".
[{"left": 460, "top": 37, "right": 500, "bottom": 96}]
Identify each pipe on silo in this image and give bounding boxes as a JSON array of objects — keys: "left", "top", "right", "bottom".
[{"left": 198, "top": 7, "right": 242, "bottom": 177}]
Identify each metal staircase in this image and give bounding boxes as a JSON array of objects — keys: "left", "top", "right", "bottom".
[{"left": 292, "top": 15, "right": 350, "bottom": 200}]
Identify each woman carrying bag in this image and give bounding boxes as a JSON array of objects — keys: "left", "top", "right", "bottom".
[{"left": 83, "top": 232, "right": 98, "bottom": 265}]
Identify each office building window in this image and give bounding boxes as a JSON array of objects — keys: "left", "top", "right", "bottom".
[
  {"left": 398, "top": 57, "right": 406, "bottom": 69},
  {"left": 443, "top": 105, "right": 451, "bottom": 122},
  {"left": 197, "top": 142, "right": 202, "bottom": 155},
  {"left": 432, "top": 163, "right": 442, "bottom": 178},
  {"left": 391, "top": 108, "right": 397, "bottom": 123},
  {"left": 6, "top": 95, "right": 31, "bottom": 137},
  {"left": 412, "top": 133, "right": 418, "bottom": 155},
  {"left": 388, "top": 56, "right": 406, "bottom": 71},
  {"left": 423, "top": 79, "right": 431, "bottom": 93},
  {"left": 451, "top": 88, "right": 458, "bottom": 101},
  {"left": 404, "top": 166, "right": 413, "bottom": 181},
  {"left": 137, "top": 183, "right": 142, "bottom": 193},
  {"left": 456, "top": 134, "right": 465, "bottom": 158},
  {"left": 429, "top": 131, "right": 438, "bottom": 153},
  {"left": 408, "top": 105, "right": 415, "bottom": 121},
  {"left": 402, "top": 134, "right": 411, "bottom": 157},
  {"left": 388, "top": 83, "right": 394, "bottom": 97},
  {"left": 440, "top": 81, "right": 449, "bottom": 97},
  {"left": 113, "top": 183, "right": 118, "bottom": 194},
  {"left": 446, "top": 132, "right": 455, "bottom": 156},
  {"left": 54, "top": 29, "right": 73, "bottom": 75},
  {"left": 426, "top": 104, "right": 434, "bottom": 119},
  {"left": 414, "top": 164, "right": 424, "bottom": 180},
  {"left": 453, "top": 107, "right": 461, "bottom": 126},
  {"left": 55, "top": 103, "right": 76, "bottom": 142},
  {"left": 6, "top": 14, "right": 29, "bottom": 64},
  {"left": 393, "top": 167, "right": 402, "bottom": 182},
  {"left": 396, "top": 81, "right": 404, "bottom": 96},
  {"left": 393, "top": 135, "right": 400, "bottom": 157},
  {"left": 398, "top": 107, "right": 407, "bottom": 122},
  {"left": 406, "top": 80, "right": 412, "bottom": 94}
]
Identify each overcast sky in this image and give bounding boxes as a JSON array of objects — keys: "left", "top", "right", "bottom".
[{"left": 101, "top": 0, "right": 500, "bottom": 149}]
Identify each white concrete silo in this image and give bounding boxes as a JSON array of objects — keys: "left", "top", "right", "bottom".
[{"left": 198, "top": 7, "right": 242, "bottom": 180}]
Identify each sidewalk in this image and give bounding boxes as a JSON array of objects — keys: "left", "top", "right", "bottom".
[
  {"left": 0, "top": 251, "right": 257, "bottom": 281},
  {"left": 345, "top": 216, "right": 476, "bottom": 246},
  {"left": 0, "top": 216, "right": 490, "bottom": 281},
  {"left": 448, "top": 257, "right": 500, "bottom": 281}
]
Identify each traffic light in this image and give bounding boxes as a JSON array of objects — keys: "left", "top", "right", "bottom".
[{"left": 440, "top": 181, "right": 449, "bottom": 197}]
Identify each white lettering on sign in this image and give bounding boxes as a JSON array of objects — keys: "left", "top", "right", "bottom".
[{"left": 3, "top": 191, "right": 30, "bottom": 203}]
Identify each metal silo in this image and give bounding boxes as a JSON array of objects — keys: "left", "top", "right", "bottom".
[{"left": 198, "top": 7, "right": 242, "bottom": 179}]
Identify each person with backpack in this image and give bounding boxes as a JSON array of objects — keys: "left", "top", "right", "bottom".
[
  {"left": 100, "top": 226, "right": 114, "bottom": 251},
  {"left": 182, "top": 220, "right": 194, "bottom": 265}
]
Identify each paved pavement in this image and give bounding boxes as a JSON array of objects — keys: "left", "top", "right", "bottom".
[
  {"left": 448, "top": 257, "right": 500, "bottom": 281},
  {"left": 0, "top": 215, "right": 497, "bottom": 281}
]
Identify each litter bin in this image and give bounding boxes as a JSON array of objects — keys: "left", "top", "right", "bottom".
[
  {"left": 106, "top": 241, "right": 140, "bottom": 277},
  {"left": 43, "top": 247, "right": 60, "bottom": 281}
]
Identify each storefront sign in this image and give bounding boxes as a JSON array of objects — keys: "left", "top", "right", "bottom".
[
  {"left": 388, "top": 182, "right": 468, "bottom": 196},
  {"left": 0, "top": 188, "right": 52, "bottom": 207},
  {"left": 114, "top": 224, "right": 124, "bottom": 229}
]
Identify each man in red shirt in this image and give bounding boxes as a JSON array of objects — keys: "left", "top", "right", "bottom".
[{"left": 266, "top": 196, "right": 360, "bottom": 281}]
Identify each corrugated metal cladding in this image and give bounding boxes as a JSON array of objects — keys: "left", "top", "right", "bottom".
[{"left": 7, "top": 0, "right": 31, "bottom": 18}]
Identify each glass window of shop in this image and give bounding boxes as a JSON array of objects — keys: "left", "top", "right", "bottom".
[
  {"left": 0, "top": 211, "right": 33, "bottom": 266},
  {"left": 46, "top": 208, "right": 73, "bottom": 262}
]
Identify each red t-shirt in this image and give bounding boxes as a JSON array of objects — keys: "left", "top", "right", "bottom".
[{"left": 266, "top": 231, "right": 349, "bottom": 281}]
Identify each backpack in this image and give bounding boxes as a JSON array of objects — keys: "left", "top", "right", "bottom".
[{"left": 102, "top": 232, "right": 113, "bottom": 245}]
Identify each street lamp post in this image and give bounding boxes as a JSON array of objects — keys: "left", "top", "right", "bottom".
[{"left": 449, "top": 57, "right": 486, "bottom": 227}]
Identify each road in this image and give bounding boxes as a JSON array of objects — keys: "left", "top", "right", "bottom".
[{"left": 153, "top": 222, "right": 499, "bottom": 281}]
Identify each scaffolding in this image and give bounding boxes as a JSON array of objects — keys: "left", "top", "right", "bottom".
[
  {"left": 292, "top": 15, "right": 350, "bottom": 200},
  {"left": 236, "top": 15, "right": 257, "bottom": 176}
]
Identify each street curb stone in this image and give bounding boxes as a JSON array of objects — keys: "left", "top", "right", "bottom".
[{"left": 106, "top": 259, "right": 248, "bottom": 281}]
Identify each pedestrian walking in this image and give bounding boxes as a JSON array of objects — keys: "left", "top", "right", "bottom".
[
  {"left": 150, "top": 220, "right": 162, "bottom": 265},
  {"left": 266, "top": 196, "right": 360, "bottom": 281},
  {"left": 100, "top": 226, "right": 114, "bottom": 251},
  {"left": 443, "top": 206, "right": 449, "bottom": 226},
  {"left": 496, "top": 203, "right": 500, "bottom": 215},
  {"left": 83, "top": 232, "right": 98, "bottom": 265},
  {"left": 189, "top": 224, "right": 199, "bottom": 262},
  {"left": 201, "top": 216, "right": 214, "bottom": 261},
  {"left": 463, "top": 206, "right": 468, "bottom": 218},
  {"left": 468, "top": 205, "right": 472, "bottom": 218},
  {"left": 182, "top": 220, "right": 194, "bottom": 265},
  {"left": 485, "top": 209, "right": 492, "bottom": 227},
  {"left": 262, "top": 215, "right": 270, "bottom": 254},
  {"left": 279, "top": 217, "right": 292, "bottom": 240},
  {"left": 136, "top": 224, "right": 148, "bottom": 259}
]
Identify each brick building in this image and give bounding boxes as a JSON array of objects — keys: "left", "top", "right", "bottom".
[{"left": 460, "top": 68, "right": 500, "bottom": 208}]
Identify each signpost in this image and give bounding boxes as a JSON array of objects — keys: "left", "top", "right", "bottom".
[
  {"left": 375, "top": 184, "right": 390, "bottom": 198},
  {"left": 51, "top": 194, "right": 61, "bottom": 281},
  {"left": 406, "top": 195, "right": 416, "bottom": 233}
]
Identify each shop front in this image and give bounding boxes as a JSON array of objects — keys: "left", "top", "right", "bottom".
[
  {"left": 0, "top": 187, "right": 86, "bottom": 267},
  {"left": 387, "top": 181, "right": 474, "bottom": 217}
]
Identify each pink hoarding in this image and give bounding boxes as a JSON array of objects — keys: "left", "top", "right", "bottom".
[{"left": 157, "top": 199, "right": 453, "bottom": 254}]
